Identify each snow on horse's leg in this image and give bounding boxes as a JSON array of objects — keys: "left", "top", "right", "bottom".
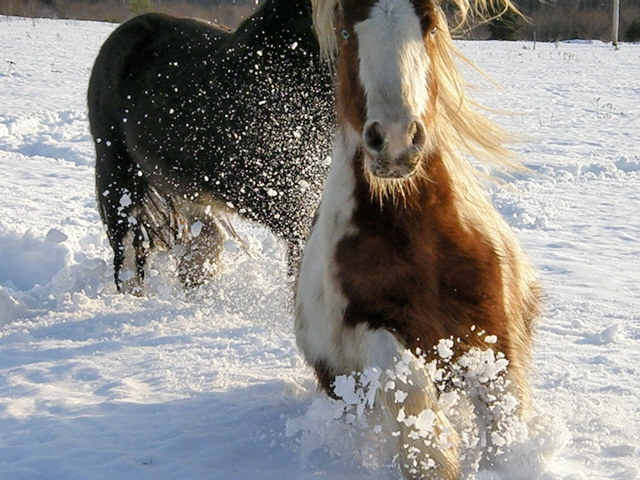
[{"left": 363, "top": 329, "right": 460, "bottom": 480}]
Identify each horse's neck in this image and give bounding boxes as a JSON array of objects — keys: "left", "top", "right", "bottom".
[
  {"left": 355, "top": 158, "right": 453, "bottom": 233},
  {"left": 244, "top": 0, "right": 313, "bottom": 36},
  {"left": 227, "top": 0, "right": 320, "bottom": 67},
  {"left": 322, "top": 131, "right": 456, "bottom": 247},
  {"left": 270, "top": 0, "right": 311, "bottom": 14}
]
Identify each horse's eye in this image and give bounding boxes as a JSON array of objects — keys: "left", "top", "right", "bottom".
[
  {"left": 430, "top": 26, "right": 437, "bottom": 37},
  {"left": 341, "top": 29, "right": 350, "bottom": 40}
]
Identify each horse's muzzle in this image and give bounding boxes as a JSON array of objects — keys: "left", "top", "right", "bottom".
[
  {"left": 368, "top": 149, "right": 422, "bottom": 179},
  {"left": 363, "top": 119, "right": 426, "bottom": 179}
]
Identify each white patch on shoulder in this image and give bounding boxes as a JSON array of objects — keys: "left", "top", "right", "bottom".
[
  {"left": 295, "top": 125, "right": 361, "bottom": 371},
  {"left": 355, "top": 0, "right": 430, "bottom": 123}
]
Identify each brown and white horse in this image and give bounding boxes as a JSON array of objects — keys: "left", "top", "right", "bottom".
[{"left": 295, "top": 0, "right": 541, "bottom": 478}]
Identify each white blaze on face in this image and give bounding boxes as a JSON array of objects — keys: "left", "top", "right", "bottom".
[{"left": 355, "top": 0, "right": 430, "bottom": 125}]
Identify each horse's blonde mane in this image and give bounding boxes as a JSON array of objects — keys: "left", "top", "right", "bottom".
[{"left": 428, "top": 6, "right": 517, "bottom": 172}]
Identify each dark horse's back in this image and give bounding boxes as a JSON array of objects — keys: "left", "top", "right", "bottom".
[{"left": 88, "top": 1, "right": 334, "bottom": 292}]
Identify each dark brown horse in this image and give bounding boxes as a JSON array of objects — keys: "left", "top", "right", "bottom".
[
  {"left": 295, "top": 0, "right": 540, "bottom": 477},
  {"left": 88, "top": 0, "right": 333, "bottom": 293}
]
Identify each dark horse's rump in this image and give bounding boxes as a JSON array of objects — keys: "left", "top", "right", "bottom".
[{"left": 88, "top": 0, "right": 334, "bottom": 292}]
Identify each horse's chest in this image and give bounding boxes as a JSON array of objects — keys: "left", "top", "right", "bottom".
[
  {"left": 332, "top": 213, "right": 502, "bottom": 334},
  {"left": 334, "top": 225, "right": 437, "bottom": 324}
]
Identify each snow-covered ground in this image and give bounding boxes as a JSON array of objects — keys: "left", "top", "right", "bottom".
[{"left": 0, "top": 15, "right": 639, "bottom": 480}]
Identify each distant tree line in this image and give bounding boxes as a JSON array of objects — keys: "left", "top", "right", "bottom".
[
  {"left": 1, "top": 0, "right": 639, "bottom": 42},
  {"left": 483, "top": 0, "right": 640, "bottom": 42},
  {"left": 0, "top": 0, "right": 257, "bottom": 26}
]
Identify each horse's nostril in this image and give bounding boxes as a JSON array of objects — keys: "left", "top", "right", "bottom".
[
  {"left": 364, "top": 121, "right": 385, "bottom": 154},
  {"left": 410, "top": 120, "right": 427, "bottom": 150}
]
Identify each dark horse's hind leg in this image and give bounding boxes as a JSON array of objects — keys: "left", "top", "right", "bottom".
[
  {"left": 95, "top": 143, "right": 149, "bottom": 294},
  {"left": 177, "top": 218, "right": 224, "bottom": 289}
]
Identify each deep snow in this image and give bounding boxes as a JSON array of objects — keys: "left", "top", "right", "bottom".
[{"left": 0, "top": 15, "right": 639, "bottom": 480}]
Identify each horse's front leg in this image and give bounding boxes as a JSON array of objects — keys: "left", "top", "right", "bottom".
[
  {"left": 466, "top": 358, "right": 531, "bottom": 471},
  {"left": 331, "top": 328, "right": 461, "bottom": 480}
]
